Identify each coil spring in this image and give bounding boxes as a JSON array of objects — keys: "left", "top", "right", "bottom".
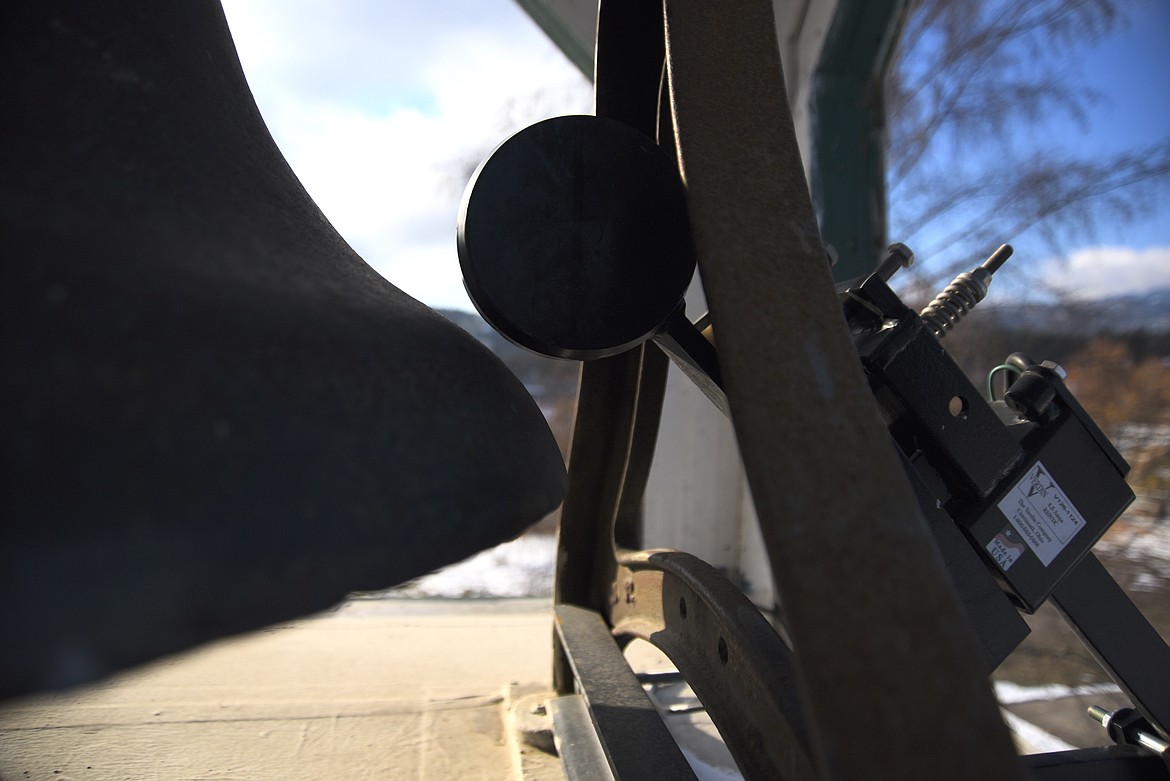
[{"left": 920, "top": 270, "right": 989, "bottom": 337}]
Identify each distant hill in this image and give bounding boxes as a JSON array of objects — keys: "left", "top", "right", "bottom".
[
  {"left": 439, "top": 287, "right": 1170, "bottom": 412},
  {"left": 1088, "top": 288, "right": 1170, "bottom": 333},
  {"left": 918, "top": 288, "right": 1170, "bottom": 387},
  {"left": 979, "top": 288, "right": 1170, "bottom": 336},
  {"left": 437, "top": 308, "right": 578, "bottom": 402}
]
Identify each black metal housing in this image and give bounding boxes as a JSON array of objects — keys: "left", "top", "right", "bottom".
[{"left": 841, "top": 272, "right": 1134, "bottom": 613}]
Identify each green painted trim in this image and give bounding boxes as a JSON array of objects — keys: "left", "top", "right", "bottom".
[
  {"left": 812, "top": 0, "right": 907, "bottom": 282},
  {"left": 512, "top": 0, "right": 595, "bottom": 78},
  {"left": 516, "top": 0, "right": 905, "bottom": 281}
]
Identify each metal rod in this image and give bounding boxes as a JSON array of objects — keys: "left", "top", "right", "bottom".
[
  {"left": 1054, "top": 554, "right": 1170, "bottom": 741},
  {"left": 982, "top": 243, "right": 1014, "bottom": 274},
  {"left": 554, "top": 604, "right": 699, "bottom": 780},
  {"left": 875, "top": 242, "right": 915, "bottom": 282}
]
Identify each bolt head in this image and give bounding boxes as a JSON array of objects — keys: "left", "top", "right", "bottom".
[{"left": 1040, "top": 360, "right": 1068, "bottom": 380}]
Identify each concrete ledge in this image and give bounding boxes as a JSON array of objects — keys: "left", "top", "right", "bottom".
[{"left": 0, "top": 598, "right": 555, "bottom": 780}]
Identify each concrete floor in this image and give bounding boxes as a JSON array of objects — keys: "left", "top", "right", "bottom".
[
  {"left": 0, "top": 599, "right": 559, "bottom": 781},
  {"left": 0, "top": 596, "right": 1150, "bottom": 780}
]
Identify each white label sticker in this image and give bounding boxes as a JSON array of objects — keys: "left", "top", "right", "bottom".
[{"left": 997, "top": 462, "right": 1086, "bottom": 566}]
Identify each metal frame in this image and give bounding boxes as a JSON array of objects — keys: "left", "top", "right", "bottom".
[{"left": 549, "top": 2, "right": 1170, "bottom": 779}]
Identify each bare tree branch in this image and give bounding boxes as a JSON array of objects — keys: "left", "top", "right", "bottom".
[{"left": 886, "top": 0, "right": 1169, "bottom": 296}]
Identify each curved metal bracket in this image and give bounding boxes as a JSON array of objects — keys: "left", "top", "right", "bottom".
[{"left": 610, "top": 549, "right": 818, "bottom": 780}]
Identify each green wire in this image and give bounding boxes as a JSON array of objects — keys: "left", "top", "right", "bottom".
[{"left": 986, "top": 364, "right": 1021, "bottom": 401}]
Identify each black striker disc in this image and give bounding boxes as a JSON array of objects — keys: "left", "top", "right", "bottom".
[{"left": 458, "top": 115, "right": 696, "bottom": 360}]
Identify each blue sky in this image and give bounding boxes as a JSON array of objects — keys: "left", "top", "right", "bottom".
[
  {"left": 220, "top": 0, "right": 590, "bottom": 311},
  {"left": 1018, "top": 0, "right": 1169, "bottom": 252},
  {"left": 220, "top": 0, "right": 1168, "bottom": 309},
  {"left": 884, "top": 0, "right": 1170, "bottom": 299},
  {"left": 1078, "top": 1, "right": 1169, "bottom": 183}
]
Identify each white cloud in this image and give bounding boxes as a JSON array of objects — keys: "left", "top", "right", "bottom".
[
  {"left": 219, "top": 0, "right": 591, "bottom": 311},
  {"left": 1053, "top": 245, "right": 1170, "bottom": 299}
]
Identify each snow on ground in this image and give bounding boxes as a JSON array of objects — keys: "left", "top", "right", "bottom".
[
  {"left": 1112, "top": 424, "right": 1170, "bottom": 453},
  {"left": 994, "top": 681, "right": 1121, "bottom": 705},
  {"left": 382, "top": 533, "right": 556, "bottom": 599},
  {"left": 1095, "top": 513, "right": 1170, "bottom": 565},
  {"left": 370, "top": 506, "right": 1168, "bottom": 601},
  {"left": 1000, "top": 710, "right": 1077, "bottom": 753}
]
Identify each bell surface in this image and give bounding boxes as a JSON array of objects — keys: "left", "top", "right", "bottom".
[{"left": 0, "top": 1, "right": 566, "bottom": 698}]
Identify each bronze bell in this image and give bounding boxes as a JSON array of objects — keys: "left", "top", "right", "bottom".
[{"left": 0, "top": 1, "right": 567, "bottom": 698}]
